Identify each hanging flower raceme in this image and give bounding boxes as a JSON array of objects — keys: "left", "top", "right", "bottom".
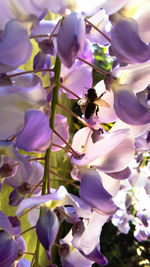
[
  {"left": 0, "top": 1, "right": 149, "bottom": 266},
  {"left": 112, "top": 159, "right": 150, "bottom": 242}
]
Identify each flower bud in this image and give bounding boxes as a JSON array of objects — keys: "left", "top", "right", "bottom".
[{"left": 57, "top": 12, "right": 85, "bottom": 67}]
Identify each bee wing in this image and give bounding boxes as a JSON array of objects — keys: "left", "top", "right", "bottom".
[
  {"left": 78, "top": 98, "right": 87, "bottom": 106},
  {"left": 95, "top": 99, "right": 110, "bottom": 108}
]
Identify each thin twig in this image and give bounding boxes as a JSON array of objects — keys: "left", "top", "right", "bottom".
[
  {"left": 23, "top": 252, "right": 35, "bottom": 256},
  {"left": 30, "top": 250, "right": 36, "bottom": 267},
  {"left": 56, "top": 207, "right": 77, "bottom": 224},
  {"left": 53, "top": 129, "right": 79, "bottom": 157},
  {"left": 54, "top": 242, "right": 62, "bottom": 248},
  {"left": 18, "top": 206, "right": 36, "bottom": 218},
  {"left": 46, "top": 148, "right": 50, "bottom": 194},
  {"left": 8, "top": 68, "right": 53, "bottom": 78},
  {"left": 77, "top": 57, "right": 108, "bottom": 76},
  {"left": 60, "top": 84, "right": 80, "bottom": 99},
  {"left": 48, "top": 19, "right": 61, "bottom": 44},
  {"left": 85, "top": 18, "right": 111, "bottom": 43},
  {"left": 52, "top": 143, "right": 72, "bottom": 154},
  {"left": 30, "top": 34, "right": 57, "bottom": 39},
  {"left": 58, "top": 102, "right": 94, "bottom": 130},
  {"left": 18, "top": 225, "right": 36, "bottom": 237},
  {"left": 28, "top": 178, "right": 43, "bottom": 197},
  {"left": 49, "top": 169, "right": 79, "bottom": 189},
  {"left": 9, "top": 157, "right": 45, "bottom": 170},
  {"left": 27, "top": 157, "right": 45, "bottom": 162}
]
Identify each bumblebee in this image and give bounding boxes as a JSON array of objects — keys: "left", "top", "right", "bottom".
[{"left": 78, "top": 88, "right": 110, "bottom": 119}]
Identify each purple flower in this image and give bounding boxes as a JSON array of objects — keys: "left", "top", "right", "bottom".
[
  {"left": 86, "top": 9, "right": 111, "bottom": 45},
  {"left": 57, "top": 12, "right": 85, "bottom": 67},
  {"left": 0, "top": 0, "right": 48, "bottom": 27},
  {"left": 0, "top": 73, "right": 46, "bottom": 140},
  {"left": 0, "top": 211, "right": 26, "bottom": 266},
  {"left": 0, "top": 211, "right": 21, "bottom": 236},
  {"left": 5, "top": 152, "right": 44, "bottom": 206},
  {"left": 0, "top": 230, "right": 18, "bottom": 267},
  {"left": 36, "top": 207, "right": 59, "bottom": 252},
  {"left": 79, "top": 168, "right": 117, "bottom": 215},
  {"left": 16, "top": 258, "right": 31, "bottom": 267},
  {"left": 112, "top": 61, "right": 150, "bottom": 93},
  {"left": 80, "top": 246, "right": 108, "bottom": 266},
  {"left": 16, "top": 110, "right": 52, "bottom": 152},
  {"left": 111, "top": 81, "right": 150, "bottom": 125},
  {"left": 60, "top": 61, "right": 92, "bottom": 99},
  {"left": 111, "top": 18, "right": 150, "bottom": 64},
  {"left": 0, "top": 19, "right": 32, "bottom": 72},
  {"left": 33, "top": 51, "right": 51, "bottom": 74},
  {"left": 52, "top": 114, "right": 69, "bottom": 151},
  {"left": 105, "top": 167, "right": 131, "bottom": 180},
  {"left": 16, "top": 185, "right": 92, "bottom": 219},
  {"left": 71, "top": 127, "right": 134, "bottom": 172}
]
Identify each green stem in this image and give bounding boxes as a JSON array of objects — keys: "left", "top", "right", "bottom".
[
  {"left": 8, "top": 68, "right": 53, "bottom": 78},
  {"left": 42, "top": 148, "right": 50, "bottom": 195},
  {"left": 32, "top": 239, "right": 40, "bottom": 267},
  {"left": 18, "top": 225, "right": 36, "bottom": 237},
  {"left": 50, "top": 54, "right": 61, "bottom": 130},
  {"left": 47, "top": 55, "right": 61, "bottom": 192},
  {"left": 33, "top": 55, "right": 61, "bottom": 267}
]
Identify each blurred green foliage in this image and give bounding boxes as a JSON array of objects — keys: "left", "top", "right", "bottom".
[
  {"left": 92, "top": 44, "right": 113, "bottom": 87},
  {"left": 93, "top": 221, "right": 150, "bottom": 267}
]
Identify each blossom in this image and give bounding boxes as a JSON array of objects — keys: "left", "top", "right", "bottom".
[
  {"left": 16, "top": 110, "right": 52, "bottom": 152},
  {"left": 111, "top": 18, "right": 150, "bottom": 65},
  {"left": 60, "top": 61, "right": 92, "bottom": 99},
  {"left": 0, "top": 1, "right": 150, "bottom": 266},
  {"left": 70, "top": 127, "right": 134, "bottom": 172},
  {"left": 0, "top": 211, "right": 28, "bottom": 267},
  {"left": 16, "top": 185, "right": 92, "bottom": 218},
  {"left": 5, "top": 154, "right": 44, "bottom": 206},
  {"left": 112, "top": 159, "right": 150, "bottom": 241},
  {"left": 57, "top": 12, "right": 85, "bottom": 67},
  {"left": 110, "top": 77, "right": 150, "bottom": 125},
  {"left": 0, "top": 19, "right": 33, "bottom": 72},
  {"left": 0, "top": 72, "right": 46, "bottom": 140},
  {"left": 36, "top": 207, "right": 59, "bottom": 254}
]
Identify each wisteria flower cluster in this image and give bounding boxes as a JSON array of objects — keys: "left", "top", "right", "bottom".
[
  {"left": 112, "top": 159, "right": 150, "bottom": 242},
  {"left": 0, "top": 0, "right": 150, "bottom": 266}
]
